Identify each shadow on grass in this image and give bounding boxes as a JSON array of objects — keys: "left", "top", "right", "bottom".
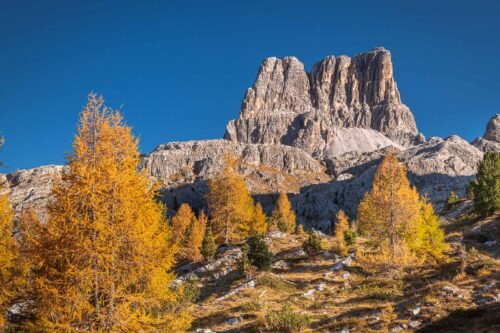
[
  {"left": 416, "top": 302, "right": 500, "bottom": 333},
  {"left": 191, "top": 305, "right": 258, "bottom": 330},
  {"left": 310, "top": 306, "right": 381, "bottom": 331},
  {"left": 198, "top": 270, "right": 243, "bottom": 300}
]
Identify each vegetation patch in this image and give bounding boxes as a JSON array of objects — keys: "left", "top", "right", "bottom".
[
  {"left": 257, "top": 305, "right": 310, "bottom": 333},
  {"left": 257, "top": 275, "right": 297, "bottom": 293}
]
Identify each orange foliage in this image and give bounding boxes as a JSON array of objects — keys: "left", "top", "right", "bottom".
[{"left": 20, "top": 94, "right": 190, "bottom": 332}]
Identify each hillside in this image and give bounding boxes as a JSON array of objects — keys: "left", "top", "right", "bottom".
[
  {"left": 1, "top": 48, "right": 499, "bottom": 332},
  {"left": 184, "top": 204, "right": 499, "bottom": 332}
]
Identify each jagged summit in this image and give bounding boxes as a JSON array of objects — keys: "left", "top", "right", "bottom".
[
  {"left": 225, "top": 48, "right": 423, "bottom": 154},
  {"left": 484, "top": 113, "right": 500, "bottom": 142},
  {"left": 472, "top": 113, "right": 500, "bottom": 152}
]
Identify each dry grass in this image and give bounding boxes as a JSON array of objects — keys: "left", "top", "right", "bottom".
[{"left": 187, "top": 213, "right": 500, "bottom": 333}]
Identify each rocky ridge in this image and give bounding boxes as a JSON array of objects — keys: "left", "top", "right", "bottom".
[
  {"left": 225, "top": 47, "right": 424, "bottom": 156},
  {"left": 473, "top": 114, "right": 500, "bottom": 152},
  {"left": 0, "top": 165, "right": 64, "bottom": 222},
  {"left": 1, "top": 49, "right": 498, "bottom": 230},
  {"left": 294, "top": 135, "right": 484, "bottom": 230}
]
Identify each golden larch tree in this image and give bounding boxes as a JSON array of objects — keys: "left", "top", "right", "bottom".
[
  {"left": 0, "top": 189, "right": 24, "bottom": 329},
  {"left": 333, "top": 210, "right": 349, "bottom": 256},
  {"left": 182, "top": 211, "right": 207, "bottom": 262},
  {"left": 250, "top": 203, "right": 268, "bottom": 236},
  {"left": 414, "top": 199, "right": 449, "bottom": 261},
  {"left": 172, "top": 203, "right": 196, "bottom": 244},
  {"left": 358, "top": 149, "right": 421, "bottom": 262},
  {"left": 20, "top": 93, "right": 190, "bottom": 332},
  {"left": 271, "top": 192, "right": 296, "bottom": 234},
  {"left": 206, "top": 155, "right": 254, "bottom": 244}
]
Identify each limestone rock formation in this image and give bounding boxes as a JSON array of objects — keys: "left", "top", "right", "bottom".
[
  {"left": 294, "top": 136, "right": 483, "bottom": 230},
  {"left": 225, "top": 47, "right": 424, "bottom": 156},
  {"left": 141, "top": 139, "right": 324, "bottom": 186},
  {"left": 1, "top": 165, "right": 64, "bottom": 222},
  {"left": 140, "top": 139, "right": 329, "bottom": 213},
  {"left": 2, "top": 140, "right": 328, "bottom": 220},
  {"left": 484, "top": 114, "right": 500, "bottom": 142},
  {"left": 472, "top": 114, "right": 500, "bottom": 152},
  {"left": 1, "top": 49, "right": 494, "bottom": 232}
]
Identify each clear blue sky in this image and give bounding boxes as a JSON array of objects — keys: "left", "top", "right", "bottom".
[{"left": 1, "top": 0, "right": 499, "bottom": 172}]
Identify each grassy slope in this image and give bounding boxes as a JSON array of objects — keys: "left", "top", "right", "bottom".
[{"left": 188, "top": 206, "right": 499, "bottom": 332}]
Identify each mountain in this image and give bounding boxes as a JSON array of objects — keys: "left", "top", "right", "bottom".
[
  {"left": 473, "top": 114, "right": 500, "bottom": 152},
  {"left": 1, "top": 48, "right": 497, "bottom": 230},
  {"left": 224, "top": 47, "right": 424, "bottom": 159}
]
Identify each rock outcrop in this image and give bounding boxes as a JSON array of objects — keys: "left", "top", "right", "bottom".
[
  {"left": 141, "top": 139, "right": 325, "bottom": 186},
  {"left": 1, "top": 165, "right": 64, "bottom": 222},
  {"left": 294, "top": 136, "right": 483, "bottom": 230},
  {"left": 140, "top": 139, "right": 329, "bottom": 213},
  {"left": 473, "top": 114, "right": 500, "bottom": 152},
  {"left": 3, "top": 140, "right": 328, "bottom": 219},
  {"left": 2, "top": 49, "right": 496, "bottom": 232},
  {"left": 225, "top": 47, "right": 424, "bottom": 156}
]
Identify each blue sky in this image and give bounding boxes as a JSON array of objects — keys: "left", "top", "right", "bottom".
[{"left": 1, "top": 0, "right": 499, "bottom": 172}]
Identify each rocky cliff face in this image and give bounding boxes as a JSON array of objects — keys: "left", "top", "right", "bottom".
[
  {"left": 1, "top": 165, "right": 64, "bottom": 222},
  {"left": 3, "top": 141, "right": 328, "bottom": 219},
  {"left": 2, "top": 49, "right": 498, "bottom": 231},
  {"left": 473, "top": 114, "right": 500, "bottom": 152},
  {"left": 140, "top": 139, "right": 329, "bottom": 213},
  {"left": 294, "top": 135, "right": 484, "bottom": 230},
  {"left": 225, "top": 48, "right": 424, "bottom": 156}
]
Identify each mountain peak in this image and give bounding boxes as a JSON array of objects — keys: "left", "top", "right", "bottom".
[
  {"left": 225, "top": 48, "right": 423, "bottom": 157},
  {"left": 484, "top": 113, "right": 500, "bottom": 142}
]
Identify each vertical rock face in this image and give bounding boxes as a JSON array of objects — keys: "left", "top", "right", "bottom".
[
  {"left": 1, "top": 165, "right": 64, "bottom": 222},
  {"left": 484, "top": 114, "right": 500, "bottom": 142},
  {"left": 472, "top": 114, "right": 500, "bottom": 152},
  {"left": 225, "top": 48, "right": 423, "bottom": 154},
  {"left": 240, "top": 57, "right": 313, "bottom": 119}
]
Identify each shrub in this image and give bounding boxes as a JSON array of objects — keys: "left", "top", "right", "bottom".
[
  {"left": 240, "top": 301, "right": 262, "bottom": 312},
  {"left": 177, "top": 275, "right": 200, "bottom": 306},
  {"left": 247, "top": 235, "right": 274, "bottom": 270},
  {"left": 302, "top": 231, "right": 323, "bottom": 256},
  {"left": 260, "top": 305, "right": 310, "bottom": 333},
  {"left": 257, "top": 275, "right": 296, "bottom": 292},
  {"left": 239, "top": 244, "right": 251, "bottom": 274},
  {"left": 446, "top": 191, "right": 460, "bottom": 208},
  {"left": 344, "top": 230, "right": 357, "bottom": 246}
]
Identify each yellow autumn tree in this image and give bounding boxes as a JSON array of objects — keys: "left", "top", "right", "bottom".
[
  {"left": 249, "top": 203, "right": 268, "bottom": 236},
  {"left": 414, "top": 199, "right": 449, "bottom": 261},
  {"left": 20, "top": 93, "right": 190, "bottom": 332},
  {"left": 358, "top": 149, "right": 421, "bottom": 262},
  {"left": 206, "top": 155, "right": 254, "bottom": 244},
  {"left": 332, "top": 210, "right": 349, "bottom": 256},
  {"left": 182, "top": 211, "right": 207, "bottom": 262},
  {"left": 172, "top": 203, "right": 196, "bottom": 244},
  {"left": 271, "top": 192, "right": 296, "bottom": 234},
  {"left": 0, "top": 188, "right": 25, "bottom": 329}
]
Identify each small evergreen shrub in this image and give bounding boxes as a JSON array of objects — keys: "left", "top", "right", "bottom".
[
  {"left": 302, "top": 231, "right": 323, "bottom": 256},
  {"left": 247, "top": 235, "right": 273, "bottom": 270}
]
